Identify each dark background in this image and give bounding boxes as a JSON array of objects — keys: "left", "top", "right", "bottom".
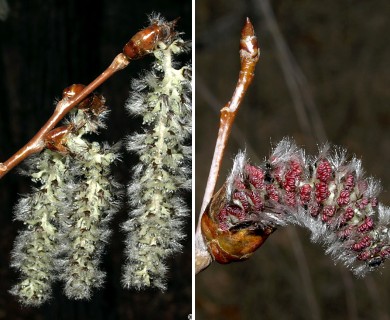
[
  {"left": 0, "top": 1, "right": 192, "bottom": 319},
  {"left": 196, "top": 0, "right": 390, "bottom": 319}
]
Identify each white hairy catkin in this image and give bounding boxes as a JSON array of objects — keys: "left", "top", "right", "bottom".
[{"left": 122, "top": 20, "right": 191, "bottom": 290}]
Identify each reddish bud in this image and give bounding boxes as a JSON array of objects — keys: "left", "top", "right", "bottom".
[
  {"left": 123, "top": 18, "right": 178, "bottom": 61},
  {"left": 44, "top": 125, "right": 72, "bottom": 153}
]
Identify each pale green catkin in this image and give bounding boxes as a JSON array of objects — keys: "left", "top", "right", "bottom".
[
  {"left": 123, "top": 36, "right": 191, "bottom": 290},
  {"left": 10, "top": 150, "right": 69, "bottom": 306},
  {"left": 10, "top": 105, "right": 119, "bottom": 304},
  {"left": 58, "top": 138, "right": 119, "bottom": 299},
  {"left": 56, "top": 109, "right": 120, "bottom": 300}
]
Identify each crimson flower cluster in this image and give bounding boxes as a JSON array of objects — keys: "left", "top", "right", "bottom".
[{"left": 219, "top": 139, "right": 390, "bottom": 275}]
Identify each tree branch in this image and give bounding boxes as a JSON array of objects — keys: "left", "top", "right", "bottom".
[
  {"left": 0, "top": 18, "right": 178, "bottom": 179},
  {"left": 195, "top": 18, "right": 260, "bottom": 274}
]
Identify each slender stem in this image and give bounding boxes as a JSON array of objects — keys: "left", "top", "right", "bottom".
[
  {"left": 0, "top": 53, "right": 129, "bottom": 179},
  {"left": 199, "top": 18, "right": 260, "bottom": 217},
  {"left": 195, "top": 18, "right": 260, "bottom": 273}
]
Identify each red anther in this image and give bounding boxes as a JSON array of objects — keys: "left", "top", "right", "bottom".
[
  {"left": 357, "top": 198, "right": 369, "bottom": 210},
  {"left": 226, "top": 205, "right": 246, "bottom": 220},
  {"left": 380, "top": 247, "right": 390, "bottom": 258},
  {"left": 217, "top": 208, "right": 229, "bottom": 231},
  {"left": 283, "top": 175, "right": 296, "bottom": 192},
  {"left": 343, "top": 207, "right": 354, "bottom": 222},
  {"left": 357, "top": 216, "right": 374, "bottom": 233},
  {"left": 316, "top": 160, "right": 332, "bottom": 182},
  {"left": 357, "top": 250, "right": 371, "bottom": 261},
  {"left": 282, "top": 161, "right": 302, "bottom": 192},
  {"left": 233, "top": 191, "right": 250, "bottom": 211},
  {"left": 284, "top": 191, "right": 296, "bottom": 207},
  {"left": 246, "top": 164, "right": 264, "bottom": 189},
  {"left": 266, "top": 184, "right": 279, "bottom": 202},
  {"left": 234, "top": 178, "right": 246, "bottom": 191},
  {"left": 352, "top": 235, "right": 371, "bottom": 252},
  {"left": 338, "top": 225, "right": 354, "bottom": 240},
  {"left": 247, "top": 191, "right": 263, "bottom": 212},
  {"left": 315, "top": 181, "right": 330, "bottom": 203},
  {"left": 321, "top": 213, "right": 330, "bottom": 223},
  {"left": 299, "top": 183, "right": 312, "bottom": 204},
  {"left": 123, "top": 18, "right": 178, "bottom": 60},
  {"left": 273, "top": 166, "right": 283, "bottom": 184},
  {"left": 323, "top": 206, "right": 336, "bottom": 217},
  {"left": 309, "top": 203, "right": 320, "bottom": 217},
  {"left": 371, "top": 197, "right": 378, "bottom": 208},
  {"left": 344, "top": 174, "right": 355, "bottom": 191},
  {"left": 337, "top": 189, "right": 350, "bottom": 206}
]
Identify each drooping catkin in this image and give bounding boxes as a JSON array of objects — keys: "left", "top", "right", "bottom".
[
  {"left": 10, "top": 150, "right": 69, "bottom": 306},
  {"left": 122, "top": 15, "right": 191, "bottom": 290},
  {"left": 57, "top": 138, "right": 120, "bottom": 299},
  {"left": 213, "top": 138, "right": 390, "bottom": 275},
  {"left": 55, "top": 105, "right": 120, "bottom": 299},
  {"left": 10, "top": 90, "right": 120, "bottom": 304}
]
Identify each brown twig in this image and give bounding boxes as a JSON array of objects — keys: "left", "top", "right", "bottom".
[
  {"left": 195, "top": 18, "right": 260, "bottom": 274},
  {"left": 0, "top": 19, "right": 178, "bottom": 179},
  {"left": 0, "top": 54, "right": 129, "bottom": 179}
]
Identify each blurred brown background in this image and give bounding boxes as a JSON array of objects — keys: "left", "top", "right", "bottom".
[
  {"left": 0, "top": 1, "right": 191, "bottom": 319},
  {"left": 195, "top": 0, "right": 390, "bottom": 319}
]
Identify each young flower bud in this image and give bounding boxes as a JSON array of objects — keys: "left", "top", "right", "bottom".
[{"left": 123, "top": 14, "right": 178, "bottom": 61}]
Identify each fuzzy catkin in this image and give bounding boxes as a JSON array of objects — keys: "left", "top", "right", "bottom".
[
  {"left": 123, "top": 31, "right": 191, "bottom": 289},
  {"left": 10, "top": 100, "right": 119, "bottom": 304},
  {"left": 10, "top": 151, "right": 69, "bottom": 306},
  {"left": 55, "top": 107, "right": 119, "bottom": 299},
  {"left": 57, "top": 138, "right": 119, "bottom": 299},
  {"left": 221, "top": 138, "right": 390, "bottom": 275}
]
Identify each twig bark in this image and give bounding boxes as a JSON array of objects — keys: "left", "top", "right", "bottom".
[
  {"left": 0, "top": 54, "right": 129, "bottom": 179},
  {"left": 0, "top": 18, "right": 178, "bottom": 179},
  {"left": 195, "top": 18, "right": 260, "bottom": 274}
]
